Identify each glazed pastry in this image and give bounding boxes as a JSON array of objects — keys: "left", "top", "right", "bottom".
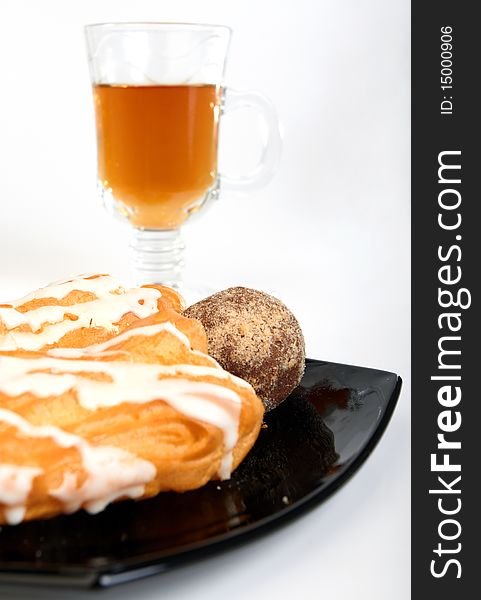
[
  {"left": 0, "top": 273, "right": 182, "bottom": 352},
  {"left": 185, "top": 287, "right": 306, "bottom": 411},
  {"left": 0, "top": 280, "right": 264, "bottom": 526}
]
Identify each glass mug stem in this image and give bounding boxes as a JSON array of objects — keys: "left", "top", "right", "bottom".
[{"left": 130, "top": 229, "right": 185, "bottom": 288}]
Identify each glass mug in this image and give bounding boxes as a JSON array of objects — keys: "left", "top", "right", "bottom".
[{"left": 85, "top": 23, "right": 282, "bottom": 288}]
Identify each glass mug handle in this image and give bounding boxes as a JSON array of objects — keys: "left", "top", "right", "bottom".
[{"left": 219, "top": 87, "right": 282, "bottom": 192}]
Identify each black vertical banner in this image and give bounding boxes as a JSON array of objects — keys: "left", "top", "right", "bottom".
[{"left": 412, "top": 2, "right": 479, "bottom": 598}]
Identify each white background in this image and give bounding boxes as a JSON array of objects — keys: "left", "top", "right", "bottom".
[{"left": 0, "top": 1, "right": 410, "bottom": 599}]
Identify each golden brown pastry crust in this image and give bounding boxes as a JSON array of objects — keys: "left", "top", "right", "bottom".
[
  {"left": 0, "top": 276, "right": 264, "bottom": 525},
  {"left": 0, "top": 275, "right": 181, "bottom": 351}
]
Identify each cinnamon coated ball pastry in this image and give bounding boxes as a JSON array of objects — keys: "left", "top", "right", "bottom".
[
  {"left": 184, "top": 287, "right": 305, "bottom": 411},
  {"left": 0, "top": 277, "right": 264, "bottom": 526}
]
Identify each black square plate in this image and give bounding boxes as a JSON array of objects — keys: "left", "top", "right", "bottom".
[{"left": 0, "top": 359, "right": 401, "bottom": 588}]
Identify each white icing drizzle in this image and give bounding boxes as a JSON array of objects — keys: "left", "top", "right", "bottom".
[
  {"left": 0, "top": 277, "right": 255, "bottom": 522},
  {"left": 0, "top": 408, "right": 156, "bottom": 520},
  {"left": 0, "top": 274, "right": 162, "bottom": 351},
  {"left": 0, "top": 355, "right": 245, "bottom": 482},
  {"left": 4, "top": 506, "right": 27, "bottom": 525},
  {"left": 11, "top": 274, "right": 125, "bottom": 306},
  {"left": 47, "top": 322, "right": 192, "bottom": 358},
  {"left": 81, "top": 485, "right": 146, "bottom": 515},
  {"left": 47, "top": 321, "right": 224, "bottom": 371},
  {"left": 0, "top": 464, "right": 43, "bottom": 525}
]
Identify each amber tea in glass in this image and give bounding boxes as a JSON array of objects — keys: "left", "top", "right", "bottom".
[
  {"left": 86, "top": 23, "right": 281, "bottom": 288},
  {"left": 94, "top": 84, "right": 222, "bottom": 229}
]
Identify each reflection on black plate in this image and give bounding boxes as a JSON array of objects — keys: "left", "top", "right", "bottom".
[{"left": 0, "top": 359, "right": 401, "bottom": 588}]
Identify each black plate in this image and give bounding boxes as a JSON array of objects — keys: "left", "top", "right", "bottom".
[{"left": 0, "top": 359, "right": 401, "bottom": 588}]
